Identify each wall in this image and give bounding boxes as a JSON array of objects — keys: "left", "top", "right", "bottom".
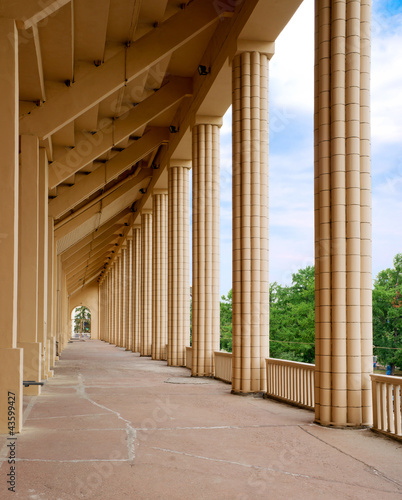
[{"left": 69, "top": 284, "right": 99, "bottom": 339}]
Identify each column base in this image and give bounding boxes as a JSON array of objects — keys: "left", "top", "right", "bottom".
[
  {"left": 231, "top": 390, "right": 265, "bottom": 398},
  {"left": 17, "top": 342, "right": 42, "bottom": 396},
  {"left": 314, "top": 419, "right": 371, "bottom": 429},
  {"left": 0, "top": 348, "right": 23, "bottom": 434}
]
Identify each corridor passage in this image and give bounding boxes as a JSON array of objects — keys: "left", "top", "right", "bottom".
[{"left": 1, "top": 340, "right": 401, "bottom": 500}]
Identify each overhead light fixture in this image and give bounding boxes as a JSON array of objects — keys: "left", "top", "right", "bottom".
[
  {"left": 152, "top": 163, "right": 160, "bottom": 169},
  {"left": 198, "top": 65, "right": 210, "bottom": 76},
  {"left": 139, "top": 188, "right": 147, "bottom": 194},
  {"left": 169, "top": 125, "right": 179, "bottom": 134}
]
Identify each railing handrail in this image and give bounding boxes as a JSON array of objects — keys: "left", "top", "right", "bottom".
[
  {"left": 214, "top": 351, "right": 232, "bottom": 357},
  {"left": 265, "top": 357, "right": 315, "bottom": 370},
  {"left": 370, "top": 373, "right": 402, "bottom": 385}
]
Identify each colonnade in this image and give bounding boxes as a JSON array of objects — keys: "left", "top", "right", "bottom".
[{"left": 0, "top": 0, "right": 373, "bottom": 434}]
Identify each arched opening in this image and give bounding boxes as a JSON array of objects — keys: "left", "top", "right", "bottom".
[{"left": 71, "top": 306, "right": 91, "bottom": 340}]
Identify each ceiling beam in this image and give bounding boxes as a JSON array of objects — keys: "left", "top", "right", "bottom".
[
  {"left": 19, "top": 0, "right": 220, "bottom": 139},
  {"left": 49, "top": 127, "right": 168, "bottom": 217},
  {"left": 66, "top": 253, "right": 110, "bottom": 281},
  {"left": 54, "top": 170, "right": 151, "bottom": 240},
  {"left": 99, "top": 0, "right": 260, "bottom": 284},
  {"left": 48, "top": 77, "right": 190, "bottom": 188},
  {"left": 0, "top": 0, "right": 71, "bottom": 30},
  {"left": 54, "top": 165, "right": 153, "bottom": 231},
  {"left": 63, "top": 233, "right": 119, "bottom": 273},
  {"left": 68, "top": 268, "right": 103, "bottom": 296},
  {"left": 62, "top": 225, "right": 120, "bottom": 264},
  {"left": 64, "top": 243, "right": 115, "bottom": 275},
  {"left": 59, "top": 208, "right": 131, "bottom": 258},
  {"left": 63, "top": 229, "right": 121, "bottom": 267}
]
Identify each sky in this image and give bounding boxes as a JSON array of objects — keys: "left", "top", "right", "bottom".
[{"left": 216, "top": 0, "right": 402, "bottom": 295}]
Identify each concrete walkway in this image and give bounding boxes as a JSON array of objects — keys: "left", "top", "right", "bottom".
[{"left": 1, "top": 340, "right": 401, "bottom": 500}]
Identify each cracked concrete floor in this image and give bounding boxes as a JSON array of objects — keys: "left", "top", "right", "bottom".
[{"left": 1, "top": 340, "right": 401, "bottom": 500}]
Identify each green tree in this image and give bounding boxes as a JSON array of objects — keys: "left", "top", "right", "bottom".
[
  {"left": 373, "top": 253, "right": 402, "bottom": 375},
  {"left": 73, "top": 306, "right": 91, "bottom": 336},
  {"left": 269, "top": 266, "right": 315, "bottom": 363},
  {"left": 220, "top": 289, "right": 232, "bottom": 352}
]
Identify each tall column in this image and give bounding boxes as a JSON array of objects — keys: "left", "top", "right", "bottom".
[
  {"left": 108, "top": 273, "right": 112, "bottom": 343},
  {"left": 17, "top": 135, "right": 42, "bottom": 396},
  {"left": 115, "top": 258, "right": 120, "bottom": 346},
  {"left": 126, "top": 233, "right": 133, "bottom": 351},
  {"left": 152, "top": 191, "right": 168, "bottom": 360},
  {"left": 314, "top": 0, "right": 372, "bottom": 427},
  {"left": 38, "top": 149, "right": 48, "bottom": 380},
  {"left": 117, "top": 255, "right": 122, "bottom": 346},
  {"left": 47, "top": 217, "right": 55, "bottom": 375},
  {"left": 121, "top": 244, "right": 128, "bottom": 349},
  {"left": 140, "top": 210, "right": 152, "bottom": 356},
  {"left": 168, "top": 161, "right": 191, "bottom": 366},
  {"left": 104, "top": 275, "right": 108, "bottom": 342},
  {"left": 56, "top": 255, "right": 63, "bottom": 354},
  {"left": 0, "top": 18, "right": 23, "bottom": 433},
  {"left": 232, "top": 42, "right": 273, "bottom": 393},
  {"left": 110, "top": 266, "right": 115, "bottom": 344},
  {"left": 109, "top": 272, "right": 113, "bottom": 343},
  {"left": 132, "top": 225, "right": 141, "bottom": 352},
  {"left": 192, "top": 117, "right": 221, "bottom": 377}
]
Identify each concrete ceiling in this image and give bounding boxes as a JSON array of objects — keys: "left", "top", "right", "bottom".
[{"left": 10, "top": 0, "right": 303, "bottom": 295}]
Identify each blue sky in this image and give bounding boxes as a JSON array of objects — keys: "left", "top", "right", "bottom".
[{"left": 216, "top": 0, "right": 402, "bottom": 295}]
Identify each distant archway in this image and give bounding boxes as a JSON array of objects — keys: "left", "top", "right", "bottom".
[{"left": 71, "top": 306, "right": 91, "bottom": 339}]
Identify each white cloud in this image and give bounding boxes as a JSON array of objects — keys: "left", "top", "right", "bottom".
[
  {"left": 269, "top": 0, "right": 314, "bottom": 115},
  {"left": 371, "top": 13, "right": 402, "bottom": 145}
]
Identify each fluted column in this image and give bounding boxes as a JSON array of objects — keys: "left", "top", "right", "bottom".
[
  {"left": 314, "top": 0, "right": 372, "bottom": 427},
  {"left": 120, "top": 245, "right": 128, "bottom": 349},
  {"left": 141, "top": 211, "right": 152, "bottom": 356},
  {"left": 132, "top": 225, "right": 141, "bottom": 352},
  {"left": 192, "top": 117, "right": 221, "bottom": 377},
  {"left": 168, "top": 161, "right": 191, "bottom": 366},
  {"left": 108, "top": 271, "right": 112, "bottom": 343},
  {"left": 232, "top": 41, "right": 273, "bottom": 393},
  {"left": 126, "top": 233, "right": 133, "bottom": 351},
  {"left": 152, "top": 191, "right": 168, "bottom": 360},
  {"left": 113, "top": 261, "right": 119, "bottom": 346},
  {"left": 118, "top": 254, "right": 124, "bottom": 347}
]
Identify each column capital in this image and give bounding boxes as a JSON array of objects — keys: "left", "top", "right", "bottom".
[
  {"left": 132, "top": 223, "right": 141, "bottom": 231},
  {"left": 233, "top": 39, "right": 275, "bottom": 59},
  {"left": 141, "top": 208, "right": 152, "bottom": 216},
  {"left": 191, "top": 115, "right": 223, "bottom": 129},
  {"left": 126, "top": 228, "right": 133, "bottom": 240},
  {"left": 168, "top": 159, "right": 192, "bottom": 169},
  {"left": 153, "top": 188, "right": 168, "bottom": 196}
]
